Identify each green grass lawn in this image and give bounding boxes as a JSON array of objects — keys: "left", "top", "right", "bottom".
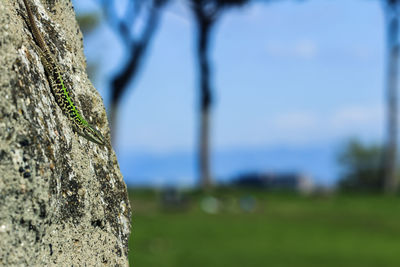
[{"left": 128, "top": 189, "right": 400, "bottom": 267}]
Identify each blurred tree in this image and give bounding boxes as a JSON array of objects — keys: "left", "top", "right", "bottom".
[
  {"left": 337, "top": 139, "right": 384, "bottom": 192},
  {"left": 77, "top": 13, "right": 100, "bottom": 36},
  {"left": 76, "top": 12, "right": 101, "bottom": 83},
  {"left": 382, "top": 0, "right": 400, "bottom": 194},
  {"left": 188, "top": 0, "right": 249, "bottom": 191},
  {"left": 97, "top": 0, "right": 170, "bottom": 144}
]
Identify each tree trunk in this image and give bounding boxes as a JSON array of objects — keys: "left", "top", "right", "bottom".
[
  {"left": 383, "top": 5, "right": 399, "bottom": 194},
  {"left": 197, "top": 20, "right": 214, "bottom": 190},
  {"left": 0, "top": 0, "right": 131, "bottom": 265}
]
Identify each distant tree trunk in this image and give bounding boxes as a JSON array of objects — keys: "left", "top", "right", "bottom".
[
  {"left": 105, "top": 0, "right": 165, "bottom": 145},
  {"left": 383, "top": 1, "right": 399, "bottom": 194},
  {"left": 189, "top": 0, "right": 248, "bottom": 191},
  {"left": 110, "top": 41, "right": 145, "bottom": 143},
  {"left": 196, "top": 19, "right": 214, "bottom": 190}
]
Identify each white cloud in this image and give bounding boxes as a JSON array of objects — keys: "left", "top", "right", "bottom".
[
  {"left": 330, "top": 105, "right": 383, "bottom": 132},
  {"left": 293, "top": 40, "right": 318, "bottom": 59},
  {"left": 240, "top": 3, "right": 267, "bottom": 22},
  {"left": 266, "top": 39, "right": 318, "bottom": 59},
  {"left": 350, "top": 45, "right": 372, "bottom": 61},
  {"left": 272, "top": 111, "right": 318, "bottom": 131},
  {"left": 165, "top": 1, "right": 191, "bottom": 26},
  {"left": 258, "top": 105, "right": 383, "bottom": 146}
]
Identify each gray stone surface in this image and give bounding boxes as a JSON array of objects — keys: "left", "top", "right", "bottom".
[{"left": 0, "top": 0, "right": 131, "bottom": 265}]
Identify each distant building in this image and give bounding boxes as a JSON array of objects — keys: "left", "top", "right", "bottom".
[{"left": 233, "top": 172, "right": 314, "bottom": 194}]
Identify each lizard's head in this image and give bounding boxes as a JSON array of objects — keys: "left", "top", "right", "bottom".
[{"left": 82, "top": 124, "right": 106, "bottom": 146}]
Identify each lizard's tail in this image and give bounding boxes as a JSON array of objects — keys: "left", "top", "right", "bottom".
[{"left": 23, "top": 0, "right": 47, "bottom": 51}]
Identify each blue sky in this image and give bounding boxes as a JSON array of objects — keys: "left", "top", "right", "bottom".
[{"left": 73, "top": 0, "right": 386, "bottom": 186}]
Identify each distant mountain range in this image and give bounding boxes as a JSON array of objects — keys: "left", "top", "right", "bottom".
[{"left": 118, "top": 143, "right": 341, "bottom": 188}]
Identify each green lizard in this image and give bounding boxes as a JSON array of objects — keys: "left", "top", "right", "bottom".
[{"left": 22, "top": 0, "right": 105, "bottom": 146}]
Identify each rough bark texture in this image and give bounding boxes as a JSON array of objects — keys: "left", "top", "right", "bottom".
[{"left": 0, "top": 0, "right": 131, "bottom": 266}]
